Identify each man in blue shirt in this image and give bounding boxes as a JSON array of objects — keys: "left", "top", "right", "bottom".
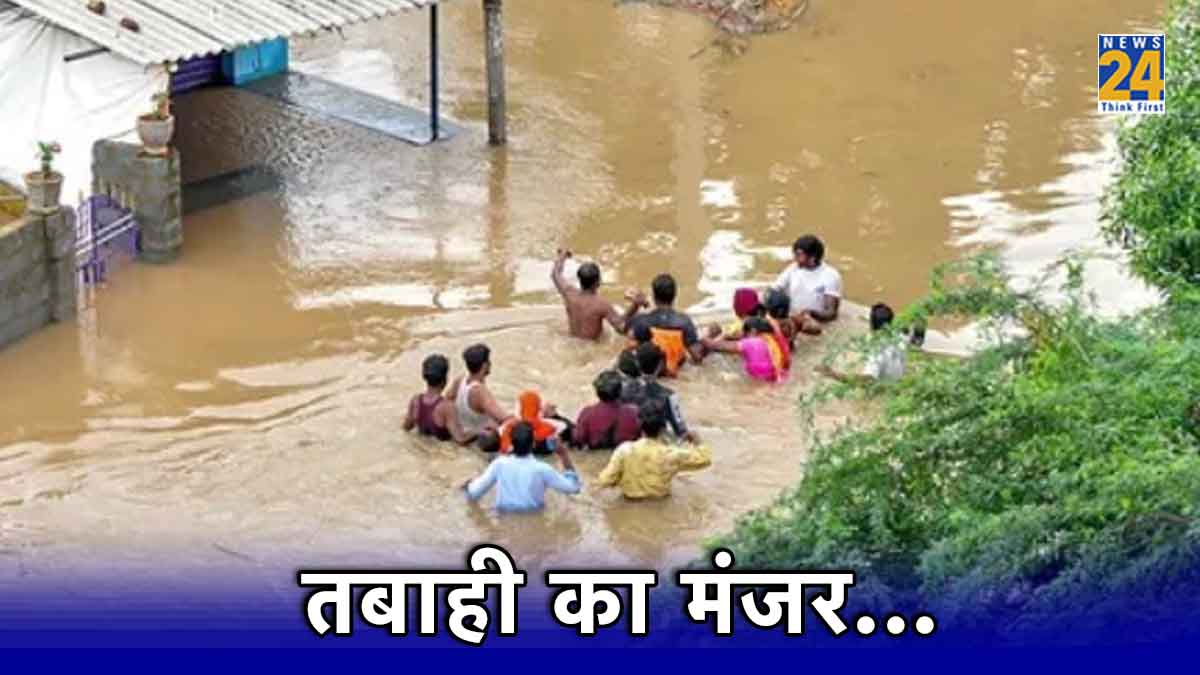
[{"left": 463, "top": 422, "right": 582, "bottom": 513}]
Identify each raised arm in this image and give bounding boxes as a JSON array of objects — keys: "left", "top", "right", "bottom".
[
  {"left": 620, "top": 289, "right": 648, "bottom": 336},
  {"left": 552, "top": 249, "right": 573, "bottom": 298}
]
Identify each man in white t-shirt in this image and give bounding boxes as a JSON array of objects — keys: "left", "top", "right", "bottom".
[{"left": 769, "top": 235, "right": 843, "bottom": 335}]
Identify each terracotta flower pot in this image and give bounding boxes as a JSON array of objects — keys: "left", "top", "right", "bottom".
[
  {"left": 137, "top": 114, "right": 175, "bottom": 156},
  {"left": 22, "top": 171, "right": 63, "bottom": 215}
]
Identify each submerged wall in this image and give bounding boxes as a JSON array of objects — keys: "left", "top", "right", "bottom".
[{"left": 0, "top": 194, "right": 77, "bottom": 350}]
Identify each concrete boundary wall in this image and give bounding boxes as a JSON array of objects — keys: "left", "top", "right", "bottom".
[{"left": 0, "top": 194, "right": 77, "bottom": 350}]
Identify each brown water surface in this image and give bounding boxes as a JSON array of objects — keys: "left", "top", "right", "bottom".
[{"left": 0, "top": 0, "right": 1162, "bottom": 583}]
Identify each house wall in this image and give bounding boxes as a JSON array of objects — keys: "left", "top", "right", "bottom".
[{"left": 0, "top": 193, "right": 77, "bottom": 350}]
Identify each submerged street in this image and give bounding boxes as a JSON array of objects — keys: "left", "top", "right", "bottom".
[{"left": 0, "top": 0, "right": 1162, "bottom": 584}]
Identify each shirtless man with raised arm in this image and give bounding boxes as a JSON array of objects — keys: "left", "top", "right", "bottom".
[{"left": 552, "top": 249, "right": 641, "bottom": 340}]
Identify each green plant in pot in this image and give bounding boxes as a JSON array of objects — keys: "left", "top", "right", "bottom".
[
  {"left": 137, "top": 91, "right": 174, "bottom": 156},
  {"left": 23, "top": 141, "right": 63, "bottom": 214}
]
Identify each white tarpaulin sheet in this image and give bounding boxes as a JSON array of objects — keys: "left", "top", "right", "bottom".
[{"left": 0, "top": 3, "right": 165, "bottom": 201}]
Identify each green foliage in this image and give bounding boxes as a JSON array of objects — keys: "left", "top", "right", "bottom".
[
  {"left": 1103, "top": 0, "right": 1200, "bottom": 291},
  {"left": 711, "top": 254, "right": 1200, "bottom": 633},
  {"left": 35, "top": 141, "right": 61, "bottom": 176}
]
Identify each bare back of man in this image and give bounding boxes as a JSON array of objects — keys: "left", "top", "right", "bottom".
[{"left": 552, "top": 249, "right": 639, "bottom": 340}]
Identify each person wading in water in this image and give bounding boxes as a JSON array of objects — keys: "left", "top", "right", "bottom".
[
  {"left": 624, "top": 273, "right": 706, "bottom": 376},
  {"left": 403, "top": 354, "right": 479, "bottom": 445},
  {"left": 446, "top": 344, "right": 513, "bottom": 437},
  {"left": 552, "top": 248, "right": 642, "bottom": 340}
]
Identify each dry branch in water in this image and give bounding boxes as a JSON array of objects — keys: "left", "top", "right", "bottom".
[{"left": 628, "top": 0, "right": 811, "bottom": 35}]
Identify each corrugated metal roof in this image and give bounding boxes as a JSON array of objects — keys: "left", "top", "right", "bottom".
[{"left": 9, "top": 0, "right": 438, "bottom": 66}]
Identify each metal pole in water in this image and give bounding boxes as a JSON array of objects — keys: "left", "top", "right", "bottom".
[
  {"left": 483, "top": 0, "right": 507, "bottom": 145},
  {"left": 430, "top": 3, "right": 440, "bottom": 142}
]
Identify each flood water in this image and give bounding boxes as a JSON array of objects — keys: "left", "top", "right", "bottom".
[{"left": 0, "top": 0, "right": 1163, "bottom": 585}]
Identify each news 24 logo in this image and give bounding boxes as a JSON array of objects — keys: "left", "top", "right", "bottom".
[{"left": 1098, "top": 33, "right": 1166, "bottom": 115}]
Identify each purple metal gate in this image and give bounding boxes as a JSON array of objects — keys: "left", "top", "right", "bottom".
[{"left": 76, "top": 193, "right": 140, "bottom": 286}]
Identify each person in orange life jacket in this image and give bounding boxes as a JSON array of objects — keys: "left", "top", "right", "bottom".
[
  {"left": 476, "top": 391, "right": 563, "bottom": 456},
  {"left": 624, "top": 274, "right": 705, "bottom": 376},
  {"left": 402, "top": 354, "right": 478, "bottom": 445},
  {"left": 500, "top": 391, "right": 564, "bottom": 453}
]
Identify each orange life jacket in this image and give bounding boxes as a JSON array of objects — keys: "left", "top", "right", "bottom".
[
  {"left": 629, "top": 328, "right": 687, "bottom": 377},
  {"left": 498, "top": 391, "right": 558, "bottom": 453}
]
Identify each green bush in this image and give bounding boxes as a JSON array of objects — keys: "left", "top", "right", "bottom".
[
  {"left": 1104, "top": 0, "right": 1200, "bottom": 291},
  {"left": 711, "top": 254, "right": 1200, "bottom": 635}
]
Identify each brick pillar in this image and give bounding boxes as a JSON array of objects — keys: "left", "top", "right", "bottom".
[
  {"left": 0, "top": 184, "right": 75, "bottom": 350},
  {"left": 92, "top": 140, "right": 183, "bottom": 264},
  {"left": 41, "top": 207, "right": 77, "bottom": 322},
  {"left": 0, "top": 213, "right": 50, "bottom": 348}
]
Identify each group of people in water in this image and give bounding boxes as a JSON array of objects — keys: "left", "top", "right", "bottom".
[{"left": 403, "top": 234, "right": 919, "bottom": 513}]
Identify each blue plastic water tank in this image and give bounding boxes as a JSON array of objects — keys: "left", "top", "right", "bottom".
[{"left": 221, "top": 38, "right": 289, "bottom": 86}]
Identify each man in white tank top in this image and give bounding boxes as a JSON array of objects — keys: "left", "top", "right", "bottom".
[{"left": 446, "top": 343, "right": 512, "bottom": 436}]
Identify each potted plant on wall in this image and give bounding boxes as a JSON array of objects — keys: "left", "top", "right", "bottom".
[
  {"left": 23, "top": 141, "right": 63, "bottom": 214},
  {"left": 137, "top": 91, "right": 174, "bottom": 156}
]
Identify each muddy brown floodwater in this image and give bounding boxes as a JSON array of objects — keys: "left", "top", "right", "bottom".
[{"left": 0, "top": 0, "right": 1163, "bottom": 586}]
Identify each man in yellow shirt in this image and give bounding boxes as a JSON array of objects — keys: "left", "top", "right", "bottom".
[{"left": 597, "top": 399, "right": 712, "bottom": 499}]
